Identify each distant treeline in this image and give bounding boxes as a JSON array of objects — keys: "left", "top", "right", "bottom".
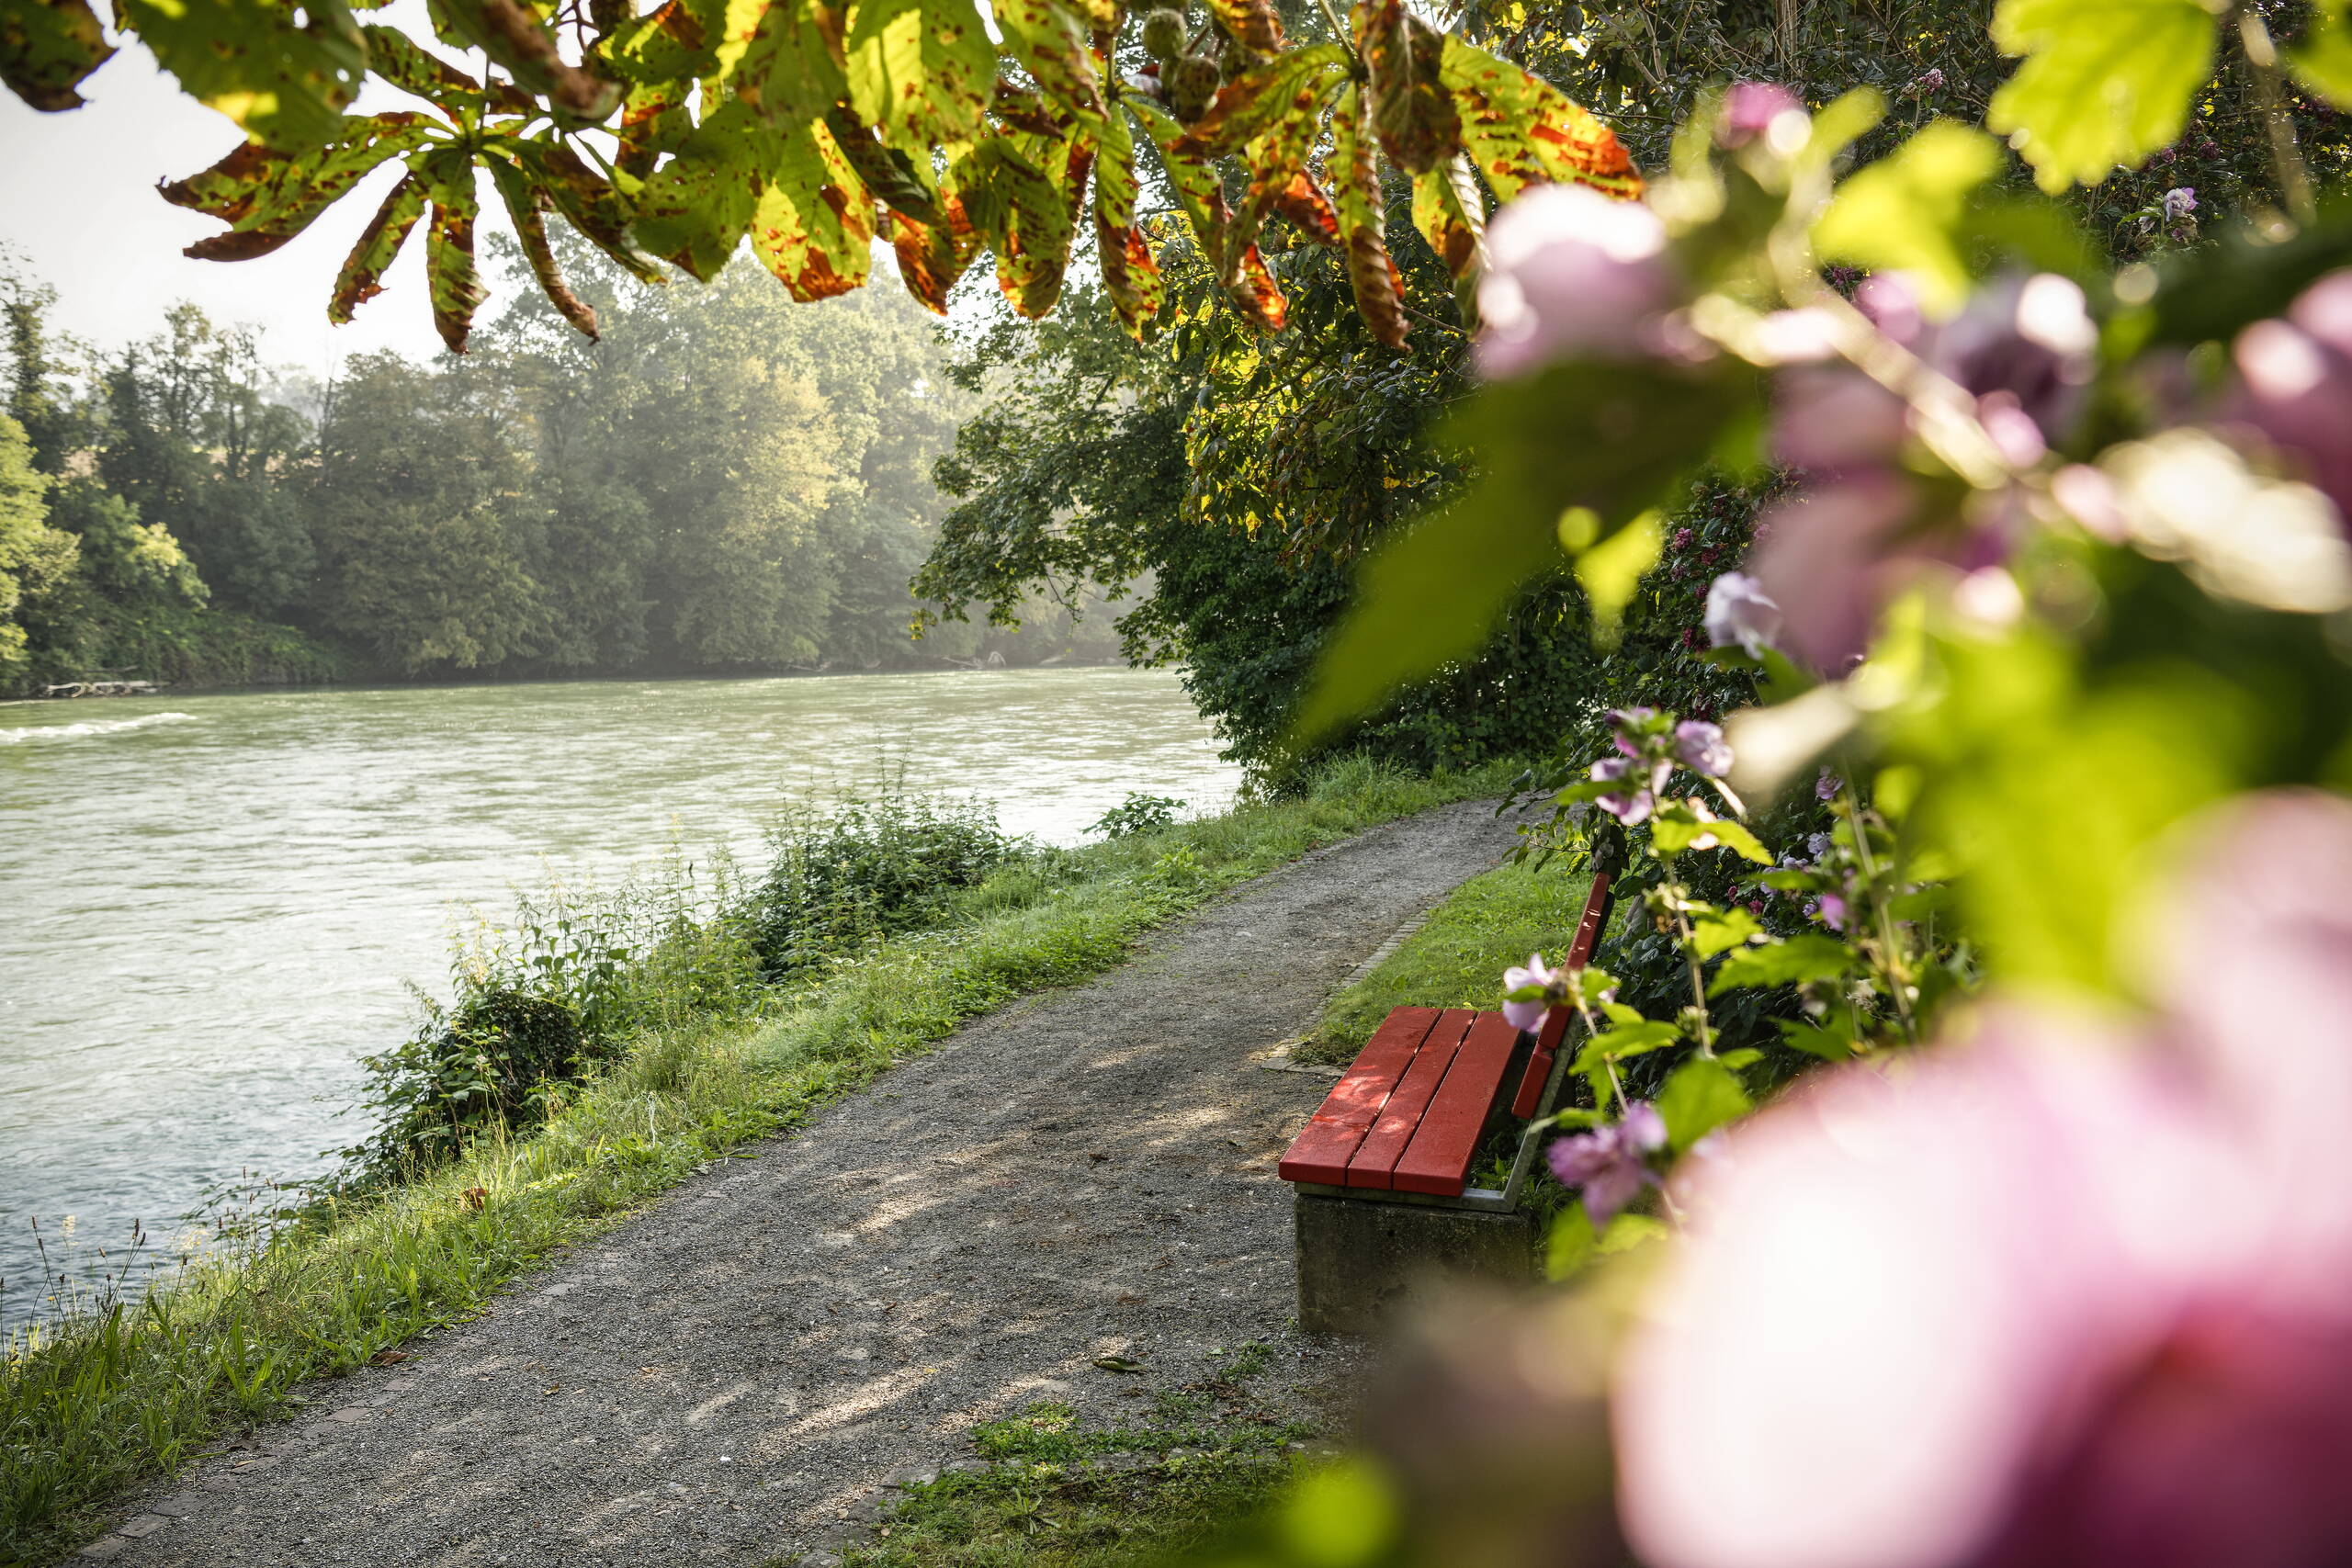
[{"left": 0, "top": 239, "right": 1120, "bottom": 697}]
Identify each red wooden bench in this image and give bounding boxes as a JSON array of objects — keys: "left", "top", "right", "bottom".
[{"left": 1279, "top": 866, "right": 1618, "bottom": 1331}]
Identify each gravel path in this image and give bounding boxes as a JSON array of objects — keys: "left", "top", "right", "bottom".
[{"left": 82, "top": 801, "right": 1523, "bottom": 1568}]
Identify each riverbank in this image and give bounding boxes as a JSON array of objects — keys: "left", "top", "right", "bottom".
[{"left": 2, "top": 759, "right": 1521, "bottom": 1565}]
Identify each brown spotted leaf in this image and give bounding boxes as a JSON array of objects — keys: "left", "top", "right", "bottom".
[
  {"left": 362, "top": 23, "right": 526, "bottom": 112},
  {"left": 1169, "top": 41, "right": 1346, "bottom": 160},
  {"left": 1409, "top": 157, "right": 1483, "bottom": 303},
  {"left": 750, "top": 118, "right": 874, "bottom": 301},
  {"left": 507, "top": 137, "right": 667, "bottom": 281},
  {"left": 160, "top": 113, "right": 435, "bottom": 261},
  {"left": 735, "top": 0, "right": 849, "bottom": 124},
  {"left": 119, "top": 0, "right": 368, "bottom": 147},
  {"left": 1271, "top": 170, "right": 1339, "bottom": 245},
  {"left": 1331, "top": 82, "right": 1405, "bottom": 349},
  {"left": 615, "top": 75, "right": 693, "bottom": 178},
  {"left": 1092, "top": 107, "right": 1161, "bottom": 333},
  {"left": 993, "top": 0, "right": 1102, "bottom": 122},
  {"left": 1439, "top": 35, "right": 1641, "bottom": 202},
  {"left": 487, "top": 156, "right": 598, "bottom": 338},
  {"left": 842, "top": 0, "right": 993, "bottom": 158},
  {"left": 632, "top": 98, "right": 773, "bottom": 280},
  {"left": 1226, "top": 241, "right": 1284, "bottom": 331},
  {"left": 1351, "top": 0, "right": 1455, "bottom": 174},
  {"left": 1204, "top": 0, "right": 1280, "bottom": 55},
  {"left": 825, "top": 107, "right": 940, "bottom": 221},
  {"left": 0, "top": 0, "right": 115, "bottom": 111},
  {"left": 327, "top": 169, "right": 425, "bottom": 324},
  {"left": 891, "top": 190, "right": 979, "bottom": 312},
  {"left": 426, "top": 0, "right": 618, "bottom": 121},
  {"left": 956, "top": 132, "right": 1080, "bottom": 318},
  {"left": 1128, "top": 96, "right": 1224, "bottom": 272},
  {"left": 422, "top": 154, "right": 488, "bottom": 352}
]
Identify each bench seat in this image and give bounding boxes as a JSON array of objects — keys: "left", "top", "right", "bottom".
[{"left": 1277, "top": 869, "right": 1617, "bottom": 1202}]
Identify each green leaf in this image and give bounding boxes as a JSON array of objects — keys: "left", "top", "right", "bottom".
[
  {"left": 489, "top": 158, "right": 600, "bottom": 339},
  {"left": 1775, "top": 1018, "right": 1857, "bottom": 1061},
  {"left": 120, "top": 0, "right": 367, "bottom": 147},
  {"left": 0, "top": 0, "right": 115, "bottom": 112},
  {"left": 1569, "top": 505, "right": 1658, "bottom": 648},
  {"left": 1814, "top": 120, "right": 2002, "bottom": 316},
  {"left": 507, "top": 137, "right": 667, "bottom": 282},
  {"left": 1409, "top": 164, "right": 1481, "bottom": 299},
  {"left": 1130, "top": 96, "right": 1228, "bottom": 275},
  {"left": 1438, "top": 36, "right": 1642, "bottom": 202},
  {"left": 1985, "top": 0, "right": 2216, "bottom": 193},
  {"left": 1545, "top": 1204, "right": 1666, "bottom": 1280},
  {"left": 1707, "top": 932, "right": 1857, "bottom": 995},
  {"left": 1569, "top": 1020, "right": 1680, "bottom": 1071},
  {"left": 1656, "top": 1057, "right": 1750, "bottom": 1152},
  {"left": 1292, "top": 357, "right": 1758, "bottom": 742},
  {"left": 2292, "top": 0, "right": 2352, "bottom": 107},
  {"left": 160, "top": 113, "right": 435, "bottom": 261},
  {"left": 1690, "top": 907, "right": 1763, "bottom": 957},
  {"left": 842, "top": 0, "right": 993, "bottom": 158},
  {"left": 889, "top": 189, "right": 980, "bottom": 313},
  {"left": 749, "top": 118, "right": 874, "bottom": 302},
  {"left": 327, "top": 169, "right": 426, "bottom": 324},
  {"left": 1717, "top": 1048, "right": 1763, "bottom": 1070},
  {"left": 1650, "top": 802, "right": 1773, "bottom": 863},
  {"left": 734, "top": 0, "right": 850, "bottom": 124}
]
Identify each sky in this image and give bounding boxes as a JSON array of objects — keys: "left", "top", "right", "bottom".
[{"left": 1, "top": 22, "right": 507, "bottom": 379}]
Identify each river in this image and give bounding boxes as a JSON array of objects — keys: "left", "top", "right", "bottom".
[{"left": 0, "top": 667, "right": 1239, "bottom": 1326}]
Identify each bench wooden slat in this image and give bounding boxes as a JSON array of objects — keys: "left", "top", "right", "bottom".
[
  {"left": 1343, "top": 1009, "right": 1477, "bottom": 1190},
  {"left": 1509, "top": 870, "right": 1617, "bottom": 1119},
  {"left": 1391, "top": 1012, "right": 1523, "bottom": 1197},
  {"left": 1275, "top": 1007, "right": 1444, "bottom": 1185}
]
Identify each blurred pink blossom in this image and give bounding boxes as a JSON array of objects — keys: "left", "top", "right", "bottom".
[
  {"left": 1718, "top": 83, "right": 1804, "bottom": 148},
  {"left": 1704, "top": 570, "right": 1782, "bottom": 658},
  {"left": 1476, "top": 185, "right": 1679, "bottom": 378},
  {"left": 1502, "top": 952, "right": 1566, "bottom": 1032},
  {"left": 2226, "top": 270, "right": 2352, "bottom": 536},
  {"left": 1613, "top": 790, "right": 2352, "bottom": 1568}
]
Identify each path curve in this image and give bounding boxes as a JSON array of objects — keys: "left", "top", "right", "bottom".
[{"left": 86, "top": 801, "right": 1524, "bottom": 1567}]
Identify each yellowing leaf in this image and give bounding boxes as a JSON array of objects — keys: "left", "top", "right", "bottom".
[
  {"left": 842, "top": 0, "right": 992, "bottom": 157},
  {"left": 327, "top": 170, "right": 425, "bottom": 324},
  {"left": 750, "top": 118, "right": 875, "bottom": 301},
  {"left": 1986, "top": 0, "right": 2216, "bottom": 192},
  {"left": 1440, "top": 35, "right": 1640, "bottom": 202},
  {"left": 121, "top": 0, "right": 368, "bottom": 146},
  {"left": 1331, "top": 84, "right": 1406, "bottom": 350},
  {"left": 160, "top": 113, "right": 435, "bottom": 261}
]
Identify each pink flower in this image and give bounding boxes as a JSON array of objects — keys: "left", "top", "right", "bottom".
[
  {"left": 1501, "top": 952, "right": 1566, "bottom": 1032},
  {"left": 1718, "top": 82, "right": 1804, "bottom": 149},
  {"left": 1476, "top": 185, "right": 1679, "bottom": 378},
  {"left": 1674, "top": 719, "right": 1734, "bottom": 779},
  {"left": 1589, "top": 755, "right": 1657, "bottom": 825},
  {"left": 1612, "top": 791, "right": 2352, "bottom": 1568},
  {"left": 1704, "top": 570, "right": 1783, "bottom": 658},
  {"left": 2225, "top": 270, "right": 2352, "bottom": 536},
  {"left": 1550, "top": 1103, "right": 1668, "bottom": 1225}
]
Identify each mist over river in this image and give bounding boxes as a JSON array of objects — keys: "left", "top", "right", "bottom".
[{"left": 0, "top": 668, "right": 1238, "bottom": 1325}]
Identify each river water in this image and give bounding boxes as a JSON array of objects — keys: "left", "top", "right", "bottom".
[{"left": 0, "top": 668, "right": 1238, "bottom": 1325}]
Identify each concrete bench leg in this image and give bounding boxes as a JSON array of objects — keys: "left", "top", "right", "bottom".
[{"left": 1295, "top": 1191, "right": 1539, "bottom": 1336}]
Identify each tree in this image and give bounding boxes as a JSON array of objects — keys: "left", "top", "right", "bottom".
[{"left": 0, "top": 412, "right": 76, "bottom": 688}]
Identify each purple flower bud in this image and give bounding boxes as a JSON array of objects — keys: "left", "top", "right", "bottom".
[
  {"left": 1815, "top": 892, "right": 1849, "bottom": 931},
  {"left": 1674, "top": 719, "right": 1734, "bottom": 779},
  {"left": 1704, "top": 570, "right": 1782, "bottom": 659},
  {"left": 1476, "top": 185, "right": 1679, "bottom": 378},
  {"left": 1908, "top": 66, "right": 1944, "bottom": 95},
  {"left": 1815, "top": 767, "right": 1843, "bottom": 801},
  {"left": 2163, "top": 186, "right": 2199, "bottom": 221},
  {"left": 1718, "top": 82, "right": 1804, "bottom": 150},
  {"left": 1673, "top": 527, "right": 1696, "bottom": 550},
  {"left": 1590, "top": 755, "right": 1656, "bottom": 826}
]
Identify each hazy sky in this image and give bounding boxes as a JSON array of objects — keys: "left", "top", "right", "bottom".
[{"left": 1, "top": 25, "right": 505, "bottom": 378}]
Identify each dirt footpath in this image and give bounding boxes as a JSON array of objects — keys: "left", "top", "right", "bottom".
[{"left": 86, "top": 800, "right": 1524, "bottom": 1568}]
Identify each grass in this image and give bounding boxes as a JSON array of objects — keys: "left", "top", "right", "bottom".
[
  {"left": 0, "top": 755, "right": 1519, "bottom": 1566},
  {"left": 1295, "top": 852, "right": 1595, "bottom": 1066},
  {"left": 817, "top": 1347, "right": 1313, "bottom": 1568}
]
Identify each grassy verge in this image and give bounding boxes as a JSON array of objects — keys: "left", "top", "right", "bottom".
[
  {"left": 0, "top": 756, "right": 1517, "bottom": 1565},
  {"left": 813, "top": 1350, "right": 1314, "bottom": 1568},
  {"left": 1295, "top": 854, "right": 1594, "bottom": 1066}
]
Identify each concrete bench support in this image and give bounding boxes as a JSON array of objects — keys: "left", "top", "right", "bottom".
[{"left": 1295, "top": 1190, "right": 1539, "bottom": 1335}]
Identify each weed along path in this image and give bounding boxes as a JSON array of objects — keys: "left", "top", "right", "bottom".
[{"left": 85, "top": 801, "right": 1526, "bottom": 1568}]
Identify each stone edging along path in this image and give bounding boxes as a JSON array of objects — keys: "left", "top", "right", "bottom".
[{"left": 79, "top": 800, "right": 1527, "bottom": 1568}]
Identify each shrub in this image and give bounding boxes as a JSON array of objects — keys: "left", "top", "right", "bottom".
[{"left": 1089, "top": 792, "right": 1185, "bottom": 837}]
